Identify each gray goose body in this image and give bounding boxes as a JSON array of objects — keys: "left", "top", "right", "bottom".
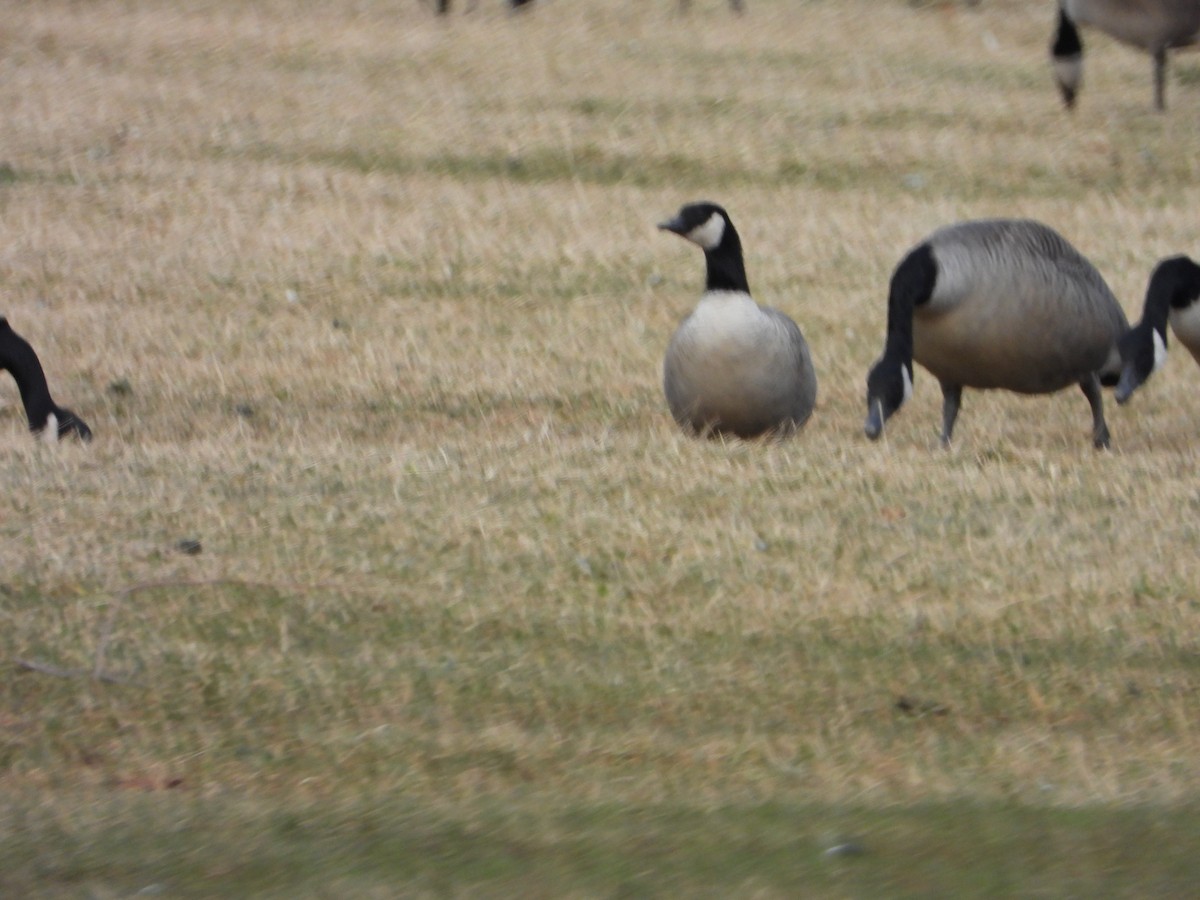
[
  {"left": 658, "top": 202, "right": 817, "bottom": 439},
  {"left": 1053, "top": 0, "right": 1200, "bottom": 110},
  {"left": 865, "top": 219, "right": 1128, "bottom": 448}
]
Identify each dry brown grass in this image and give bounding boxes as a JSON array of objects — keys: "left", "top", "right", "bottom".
[{"left": 4, "top": 0, "right": 1200, "bottom": 893}]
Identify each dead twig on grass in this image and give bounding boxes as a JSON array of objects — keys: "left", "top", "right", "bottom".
[{"left": 15, "top": 657, "right": 140, "bottom": 685}]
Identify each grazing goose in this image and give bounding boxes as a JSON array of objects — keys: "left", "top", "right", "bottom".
[
  {"left": 1, "top": 317, "right": 92, "bottom": 442},
  {"left": 1051, "top": 0, "right": 1200, "bottom": 111},
  {"left": 1114, "top": 255, "right": 1200, "bottom": 403},
  {"left": 657, "top": 201, "right": 817, "bottom": 439},
  {"left": 864, "top": 219, "right": 1127, "bottom": 449}
]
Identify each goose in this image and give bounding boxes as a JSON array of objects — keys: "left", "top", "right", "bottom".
[
  {"left": 1114, "top": 255, "right": 1200, "bottom": 402},
  {"left": 864, "top": 219, "right": 1127, "bottom": 449},
  {"left": 1051, "top": 1, "right": 1200, "bottom": 111},
  {"left": 657, "top": 201, "right": 817, "bottom": 439},
  {"left": 1, "top": 317, "right": 92, "bottom": 442}
]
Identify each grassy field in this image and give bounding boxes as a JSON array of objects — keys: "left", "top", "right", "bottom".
[{"left": 3, "top": 0, "right": 1200, "bottom": 895}]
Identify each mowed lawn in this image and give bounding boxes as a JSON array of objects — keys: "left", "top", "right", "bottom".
[{"left": 3, "top": 0, "right": 1200, "bottom": 895}]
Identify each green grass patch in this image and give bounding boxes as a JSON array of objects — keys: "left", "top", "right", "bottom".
[{"left": 4, "top": 792, "right": 1199, "bottom": 898}]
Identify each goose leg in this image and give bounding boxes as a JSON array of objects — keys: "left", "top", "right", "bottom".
[
  {"left": 1080, "top": 373, "right": 1110, "bottom": 449},
  {"left": 1153, "top": 48, "right": 1167, "bottom": 111},
  {"left": 939, "top": 381, "right": 962, "bottom": 449}
]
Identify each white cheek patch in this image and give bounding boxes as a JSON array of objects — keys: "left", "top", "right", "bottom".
[
  {"left": 40, "top": 412, "right": 59, "bottom": 444},
  {"left": 687, "top": 212, "right": 726, "bottom": 251},
  {"left": 1152, "top": 328, "right": 1167, "bottom": 373},
  {"left": 901, "top": 364, "right": 913, "bottom": 404}
]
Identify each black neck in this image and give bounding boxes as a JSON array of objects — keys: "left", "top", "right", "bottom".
[
  {"left": 1137, "top": 294, "right": 1170, "bottom": 340},
  {"left": 0, "top": 319, "right": 58, "bottom": 431},
  {"left": 1052, "top": 9, "right": 1081, "bottom": 58},
  {"left": 704, "top": 229, "right": 750, "bottom": 293},
  {"left": 880, "top": 332, "right": 913, "bottom": 372},
  {"left": 1137, "top": 257, "right": 1200, "bottom": 337},
  {"left": 883, "top": 281, "right": 915, "bottom": 362},
  {"left": 881, "top": 242, "right": 937, "bottom": 368}
]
